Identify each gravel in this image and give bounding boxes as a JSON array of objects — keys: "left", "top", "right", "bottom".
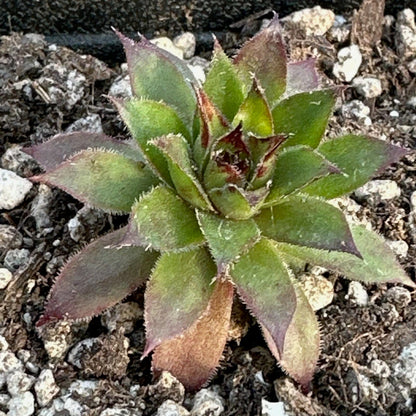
[
  {"left": 333, "top": 44, "right": 362, "bottom": 82},
  {"left": 0, "top": 168, "right": 33, "bottom": 210}
]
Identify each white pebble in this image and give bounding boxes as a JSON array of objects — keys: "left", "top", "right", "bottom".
[
  {"left": 282, "top": 6, "right": 335, "bottom": 36},
  {"left": 0, "top": 169, "right": 33, "bottom": 210},
  {"left": 7, "top": 370, "right": 35, "bottom": 396},
  {"left": 389, "top": 110, "right": 400, "bottom": 117},
  {"left": 7, "top": 391, "right": 35, "bottom": 416},
  {"left": 346, "top": 281, "right": 368, "bottom": 306},
  {"left": 355, "top": 179, "right": 401, "bottom": 202},
  {"left": 173, "top": 32, "right": 196, "bottom": 59},
  {"left": 0, "top": 268, "right": 13, "bottom": 289},
  {"left": 352, "top": 77, "right": 382, "bottom": 98},
  {"left": 386, "top": 239, "right": 409, "bottom": 258},
  {"left": 150, "top": 37, "right": 184, "bottom": 59},
  {"left": 35, "top": 369, "right": 60, "bottom": 407},
  {"left": 333, "top": 45, "right": 362, "bottom": 82},
  {"left": 191, "top": 388, "right": 224, "bottom": 416},
  {"left": 261, "top": 399, "right": 289, "bottom": 416}
]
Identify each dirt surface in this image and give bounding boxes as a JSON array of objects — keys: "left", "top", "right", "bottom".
[{"left": 1, "top": 7, "right": 416, "bottom": 416}]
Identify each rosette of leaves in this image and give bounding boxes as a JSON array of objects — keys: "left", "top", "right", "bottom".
[{"left": 25, "top": 17, "right": 414, "bottom": 391}]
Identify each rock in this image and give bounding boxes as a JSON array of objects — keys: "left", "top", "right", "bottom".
[
  {"left": 0, "top": 169, "right": 33, "bottom": 210},
  {"left": 173, "top": 32, "right": 196, "bottom": 59},
  {"left": 7, "top": 391, "right": 35, "bottom": 416},
  {"left": 261, "top": 399, "right": 289, "bottom": 416},
  {"left": 187, "top": 56, "right": 210, "bottom": 84},
  {"left": 68, "top": 380, "right": 99, "bottom": 397},
  {"left": 0, "top": 268, "right": 13, "bottom": 289},
  {"left": 333, "top": 45, "right": 362, "bottom": 82},
  {"left": 395, "top": 9, "right": 416, "bottom": 58},
  {"left": 38, "top": 395, "right": 85, "bottom": 416},
  {"left": 386, "top": 239, "right": 409, "bottom": 258},
  {"left": 101, "top": 302, "right": 143, "bottom": 334},
  {"left": 0, "top": 351, "right": 22, "bottom": 374},
  {"left": 34, "top": 369, "right": 60, "bottom": 406},
  {"left": 389, "top": 110, "right": 399, "bottom": 117},
  {"left": 0, "top": 145, "right": 38, "bottom": 176},
  {"left": 282, "top": 6, "right": 335, "bottom": 36},
  {"left": 108, "top": 74, "right": 132, "bottom": 99},
  {"left": 7, "top": 370, "right": 35, "bottom": 396},
  {"left": 353, "top": 373, "right": 379, "bottom": 403},
  {"left": 0, "top": 336, "right": 9, "bottom": 352},
  {"left": 328, "top": 15, "right": 350, "bottom": 43},
  {"left": 385, "top": 286, "right": 412, "bottom": 308},
  {"left": 191, "top": 388, "right": 224, "bottom": 416},
  {"left": 30, "top": 184, "right": 53, "bottom": 232},
  {"left": 352, "top": 77, "right": 382, "bottom": 98},
  {"left": 346, "top": 281, "right": 368, "bottom": 306},
  {"left": 341, "top": 100, "right": 371, "bottom": 125},
  {"left": 393, "top": 342, "right": 416, "bottom": 390},
  {"left": 299, "top": 273, "right": 334, "bottom": 311},
  {"left": 407, "top": 58, "right": 416, "bottom": 73},
  {"left": 407, "top": 96, "right": 416, "bottom": 108},
  {"left": 4, "top": 248, "right": 30, "bottom": 271},
  {"left": 148, "top": 371, "right": 185, "bottom": 404},
  {"left": 150, "top": 37, "right": 184, "bottom": 59},
  {"left": 370, "top": 359, "right": 391, "bottom": 379},
  {"left": 65, "top": 113, "right": 103, "bottom": 134},
  {"left": 0, "top": 225, "right": 23, "bottom": 251},
  {"left": 67, "top": 206, "right": 106, "bottom": 242},
  {"left": 354, "top": 179, "right": 401, "bottom": 202},
  {"left": 67, "top": 338, "right": 100, "bottom": 369},
  {"left": 156, "top": 400, "right": 190, "bottom": 416}
]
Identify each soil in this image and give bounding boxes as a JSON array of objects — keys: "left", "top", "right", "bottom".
[{"left": 1, "top": 7, "right": 416, "bottom": 416}]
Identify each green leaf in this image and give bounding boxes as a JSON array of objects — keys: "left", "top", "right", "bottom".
[
  {"left": 127, "top": 186, "right": 204, "bottom": 252},
  {"left": 144, "top": 247, "right": 216, "bottom": 355},
  {"left": 151, "top": 134, "right": 212, "bottom": 210},
  {"left": 152, "top": 278, "right": 234, "bottom": 391},
  {"left": 285, "top": 59, "right": 319, "bottom": 96},
  {"left": 302, "top": 135, "right": 409, "bottom": 199},
  {"left": 265, "top": 146, "right": 339, "bottom": 205},
  {"left": 203, "top": 39, "right": 245, "bottom": 121},
  {"left": 272, "top": 89, "right": 336, "bottom": 149},
  {"left": 117, "top": 31, "right": 196, "bottom": 128},
  {"left": 23, "top": 132, "right": 144, "bottom": 171},
  {"left": 233, "top": 78, "right": 274, "bottom": 137},
  {"left": 114, "top": 98, "right": 191, "bottom": 183},
  {"left": 31, "top": 149, "right": 158, "bottom": 213},
  {"left": 37, "top": 228, "right": 158, "bottom": 325},
  {"left": 196, "top": 211, "right": 260, "bottom": 267},
  {"left": 234, "top": 15, "right": 287, "bottom": 106},
  {"left": 255, "top": 195, "right": 360, "bottom": 256},
  {"left": 274, "top": 224, "right": 416, "bottom": 288},
  {"left": 262, "top": 282, "right": 320, "bottom": 389},
  {"left": 230, "top": 238, "right": 296, "bottom": 355}
]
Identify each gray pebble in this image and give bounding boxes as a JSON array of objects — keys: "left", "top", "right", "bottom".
[
  {"left": 354, "top": 179, "right": 401, "bottom": 203},
  {"left": 34, "top": 369, "right": 60, "bottom": 407},
  {"left": 0, "top": 225, "right": 23, "bottom": 251},
  {"left": 65, "top": 114, "right": 103, "bottom": 134},
  {"left": 156, "top": 400, "right": 190, "bottom": 416},
  {"left": 0, "top": 169, "right": 33, "bottom": 210},
  {"left": 30, "top": 184, "right": 53, "bottom": 231},
  {"left": 4, "top": 248, "right": 31, "bottom": 271},
  {"left": 7, "top": 391, "right": 35, "bottom": 416},
  {"left": 191, "top": 388, "right": 224, "bottom": 416},
  {"left": 352, "top": 77, "right": 382, "bottom": 98},
  {"left": 7, "top": 370, "right": 35, "bottom": 396}
]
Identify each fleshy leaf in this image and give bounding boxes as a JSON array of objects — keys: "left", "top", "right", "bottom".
[
  {"left": 234, "top": 15, "right": 287, "bottom": 106},
  {"left": 230, "top": 238, "right": 296, "bottom": 355},
  {"left": 152, "top": 278, "right": 234, "bottom": 390},
  {"left": 265, "top": 146, "right": 340, "bottom": 205},
  {"left": 302, "top": 135, "right": 409, "bottom": 199},
  {"left": 23, "top": 132, "right": 144, "bottom": 171},
  {"left": 151, "top": 134, "right": 212, "bottom": 210},
  {"left": 117, "top": 31, "right": 196, "bottom": 128},
  {"left": 37, "top": 228, "right": 158, "bottom": 325},
  {"left": 285, "top": 59, "right": 319, "bottom": 96},
  {"left": 262, "top": 282, "right": 320, "bottom": 389},
  {"left": 274, "top": 224, "right": 416, "bottom": 288},
  {"left": 272, "top": 89, "right": 336, "bottom": 149},
  {"left": 255, "top": 195, "right": 360, "bottom": 256},
  {"left": 114, "top": 98, "right": 191, "bottom": 183},
  {"left": 196, "top": 210, "right": 260, "bottom": 267},
  {"left": 144, "top": 247, "right": 216, "bottom": 355},
  {"left": 209, "top": 184, "right": 268, "bottom": 220},
  {"left": 31, "top": 149, "right": 158, "bottom": 213},
  {"left": 128, "top": 186, "right": 204, "bottom": 252},
  {"left": 233, "top": 78, "right": 274, "bottom": 137},
  {"left": 203, "top": 39, "right": 245, "bottom": 121}
]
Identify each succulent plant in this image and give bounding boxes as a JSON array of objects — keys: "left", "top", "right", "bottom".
[{"left": 25, "top": 17, "right": 414, "bottom": 391}]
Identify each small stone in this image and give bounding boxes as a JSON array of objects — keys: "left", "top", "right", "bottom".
[
  {"left": 68, "top": 380, "right": 99, "bottom": 397},
  {"left": 0, "top": 268, "right": 13, "bottom": 289},
  {"left": 157, "top": 400, "right": 190, "bottom": 416},
  {"left": 187, "top": 64, "right": 206, "bottom": 84},
  {"left": 354, "top": 179, "right": 401, "bottom": 202},
  {"left": 100, "top": 408, "right": 142, "bottom": 416},
  {"left": 30, "top": 184, "right": 53, "bottom": 231},
  {"left": 385, "top": 286, "right": 412, "bottom": 308},
  {"left": 341, "top": 100, "right": 371, "bottom": 125},
  {"left": 67, "top": 206, "right": 106, "bottom": 242},
  {"left": 282, "top": 6, "right": 335, "bottom": 36},
  {"left": 299, "top": 274, "right": 334, "bottom": 311},
  {"left": 328, "top": 15, "right": 350, "bottom": 43},
  {"left": 191, "top": 388, "right": 224, "bottom": 416},
  {"left": 150, "top": 37, "right": 184, "bottom": 59},
  {"left": 0, "top": 225, "right": 23, "bottom": 251},
  {"left": 386, "top": 239, "right": 409, "bottom": 258},
  {"left": 7, "top": 370, "right": 35, "bottom": 396},
  {"left": 333, "top": 45, "right": 362, "bottom": 82},
  {"left": 38, "top": 395, "right": 85, "bottom": 416},
  {"left": 173, "top": 32, "right": 196, "bottom": 59},
  {"left": 352, "top": 77, "right": 382, "bottom": 98},
  {"left": 7, "top": 391, "right": 35, "bottom": 416},
  {"left": 395, "top": 9, "right": 416, "bottom": 58},
  {"left": 148, "top": 371, "right": 185, "bottom": 404},
  {"left": 389, "top": 110, "right": 400, "bottom": 117},
  {"left": 370, "top": 359, "right": 391, "bottom": 378},
  {"left": 407, "top": 58, "right": 416, "bottom": 73},
  {"left": 34, "top": 369, "right": 59, "bottom": 406},
  {"left": 261, "top": 399, "right": 289, "bottom": 416},
  {"left": 1, "top": 145, "right": 38, "bottom": 176},
  {"left": 0, "top": 394, "right": 9, "bottom": 406},
  {"left": 407, "top": 96, "right": 416, "bottom": 108},
  {"left": 0, "top": 336, "right": 9, "bottom": 351},
  {"left": 0, "top": 169, "right": 33, "bottom": 210},
  {"left": 346, "top": 281, "right": 368, "bottom": 306},
  {"left": 4, "top": 248, "right": 30, "bottom": 271},
  {"left": 108, "top": 74, "right": 132, "bottom": 98},
  {"left": 65, "top": 114, "right": 103, "bottom": 134},
  {"left": 393, "top": 342, "right": 416, "bottom": 389},
  {"left": 101, "top": 302, "right": 143, "bottom": 334},
  {"left": 67, "top": 338, "right": 100, "bottom": 369},
  {"left": 355, "top": 373, "right": 379, "bottom": 402},
  {"left": 0, "top": 351, "right": 23, "bottom": 374}
]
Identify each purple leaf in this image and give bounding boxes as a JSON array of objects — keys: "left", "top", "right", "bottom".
[{"left": 286, "top": 59, "right": 319, "bottom": 96}]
